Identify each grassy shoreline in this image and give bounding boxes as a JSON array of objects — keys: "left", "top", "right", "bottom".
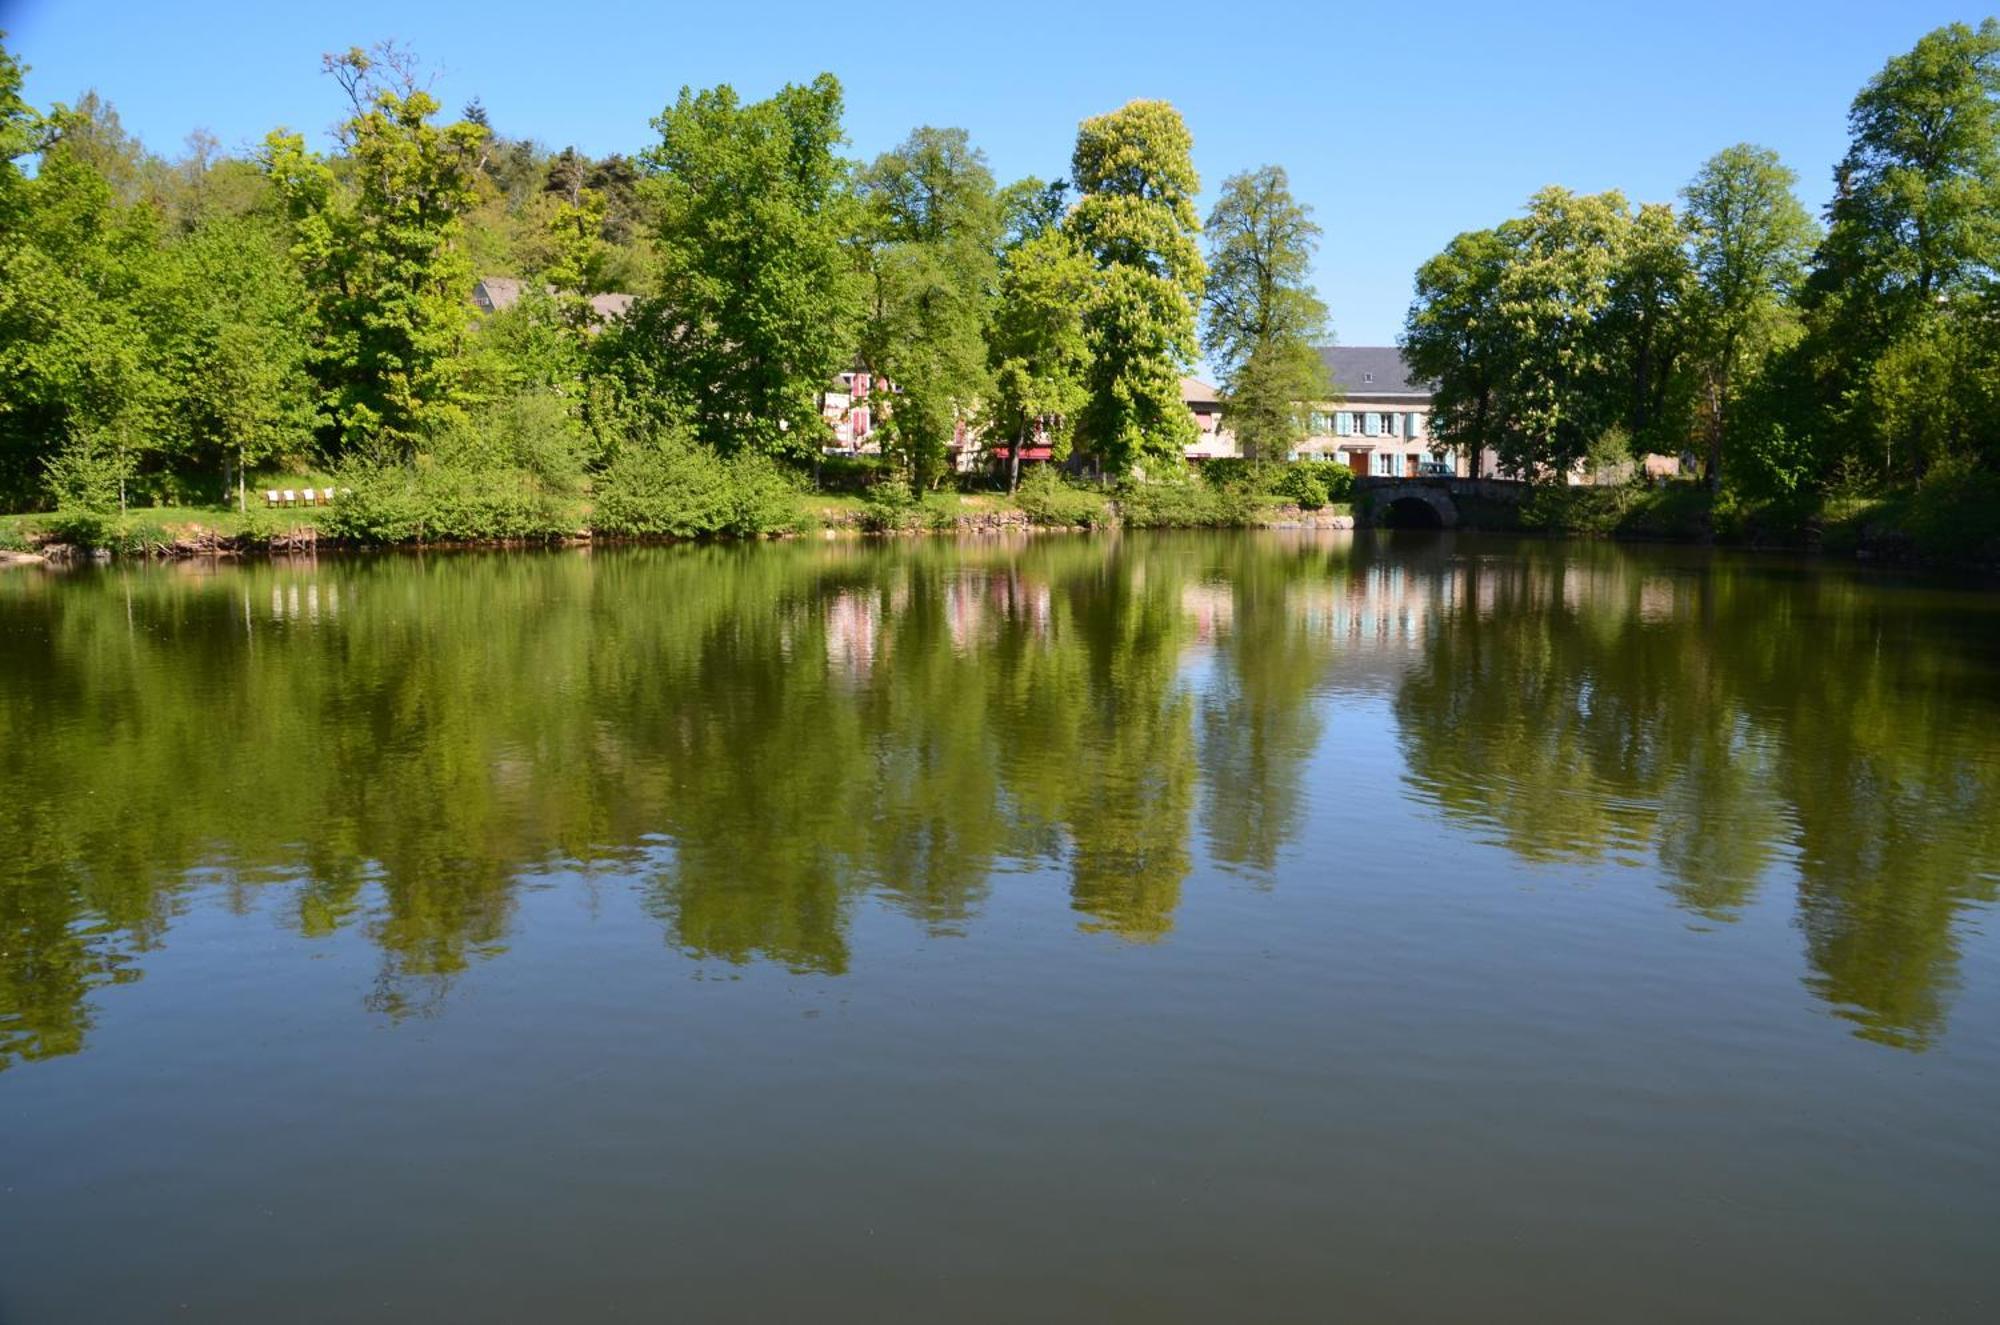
[
  {"left": 6, "top": 476, "right": 1993, "bottom": 571},
  {"left": 1509, "top": 476, "right": 2000, "bottom": 568},
  {"left": 0, "top": 493, "right": 1357, "bottom": 560}
]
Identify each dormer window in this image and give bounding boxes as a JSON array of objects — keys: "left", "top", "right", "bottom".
[{"left": 1363, "top": 372, "right": 1375, "bottom": 384}]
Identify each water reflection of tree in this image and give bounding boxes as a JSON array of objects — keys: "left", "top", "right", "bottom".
[
  {"left": 1197, "top": 542, "right": 1329, "bottom": 875},
  {"left": 1394, "top": 550, "right": 2000, "bottom": 1049},
  {"left": 7, "top": 536, "right": 1994, "bottom": 1066}
]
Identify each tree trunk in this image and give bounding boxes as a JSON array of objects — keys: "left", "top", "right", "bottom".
[
  {"left": 1704, "top": 363, "right": 1727, "bottom": 495},
  {"left": 1009, "top": 427, "right": 1023, "bottom": 492}
]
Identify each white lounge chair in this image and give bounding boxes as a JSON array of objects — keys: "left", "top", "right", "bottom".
[{"left": 282, "top": 489, "right": 297, "bottom": 507}]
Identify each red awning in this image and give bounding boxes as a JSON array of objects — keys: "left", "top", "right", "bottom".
[{"left": 993, "top": 446, "right": 1053, "bottom": 461}]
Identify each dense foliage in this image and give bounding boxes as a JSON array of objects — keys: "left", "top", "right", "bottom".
[
  {"left": 1404, "top": 19, "right": 2000, "bottom": 513},
  {"left": 1, "top": 34, "right": 1327, "bottom": 527}
]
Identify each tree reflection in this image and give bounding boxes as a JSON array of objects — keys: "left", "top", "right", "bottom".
[
  {"left": 2, "top": 535, "right": 1996, "bottom": 1066},
  {"left": 1394, "top": 548, "right": 2000, "bottom": 1048}
]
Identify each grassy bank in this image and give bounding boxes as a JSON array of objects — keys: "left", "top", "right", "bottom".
[
  {"left": 0, "top": 456, "right": 1365, "bottom": 558},
  {"left": 1516, "top": 472, "right": 2000, "bottom": 566}
]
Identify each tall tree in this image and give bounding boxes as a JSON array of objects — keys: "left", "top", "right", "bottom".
[
  {"left": 1065, "top": 100, "right": 1204, "bottom": 477},
  {"left": 1821, "top": 19, "right": 2000, "bottom": 317},
  {"left": 635, "top": 74, "right": 857, "bottom": 461},
  {"left": 143, "top": 215, "right": 316, "bottom": 507},
  {"left": 264, "top": 44, "right": 488, "bottom": 450},
  {"left": 1806, "top": 19, "right": 2000, "bottom": 485},
  {"left": 1201, "top": 165, "right": 1332, "bottom": 461},
  {"left": 1598, "top": 201, "right": 1697, "bottom": 462},
  {"left": 1490, "top": 187, "right": 1631, "bottom": 479},
  {"left": 1402, "top": 227, "right": 1511, "bottom": 478},
  {"left": 0, "top": 71, "right": 163, "bottom": 507},
  {"left": 1681, "top": 144, "right": 1817, "bottom": 491},
  {"left": 857, "top": 126, "right": 1000, "bottom": 488},
  {"left": 986, "top": 227, "right": 1094, "bottom": 489}
]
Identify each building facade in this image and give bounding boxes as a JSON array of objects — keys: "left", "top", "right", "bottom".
[{"left": 1293, "top": 346, "right": 1484, "bottom": 478}]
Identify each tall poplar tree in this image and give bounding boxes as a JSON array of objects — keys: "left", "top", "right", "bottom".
[
  {"left": 1066, "top": 100, "right": 1204, "bottom": 478},
  {"left": 1201, "top": 165, "right": 1332, "bottom": 462}
]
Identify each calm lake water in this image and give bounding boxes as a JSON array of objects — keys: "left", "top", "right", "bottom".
[{"left": 2, "top": 532, "right": 1998, "bottom": 1322}]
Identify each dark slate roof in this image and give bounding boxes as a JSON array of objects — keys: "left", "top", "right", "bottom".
[{"left": 1317, "top": 346, "right": 1429, "bottom": 398}]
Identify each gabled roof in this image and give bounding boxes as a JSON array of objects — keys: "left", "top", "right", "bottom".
[
  {"left": 1181, "top": 376, "right": 1220, "bottom": 405},
  {"left": 474, "top": 276, "right": 634, "bottom": 323},
  {"left": 1317, "top": 346, "right": 1430, "bottom": 398}
]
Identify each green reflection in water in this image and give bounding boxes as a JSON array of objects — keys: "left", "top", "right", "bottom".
[
  {"left": 1391, "top": 539, "right": 2000, "bottom": 1048},
  {"left": 1, "top": 533, "right": 1996, "bottom": 1065}
]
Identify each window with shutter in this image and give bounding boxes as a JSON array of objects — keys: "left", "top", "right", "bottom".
[
  {"left": 1336, "top": 412, "right": 1352, "bottom": 436},
  {"left": 1364, "top": 412, "right": 1381, "bottom": 436}
]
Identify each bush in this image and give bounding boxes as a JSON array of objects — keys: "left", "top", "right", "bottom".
[
  {"left": 1319, "top": 462, "right": 1356, "bottom": 504},
  {"left": 321, "top": 392, "right": 593, "bottom": 544},
  {"left": 41, "top": 433, "right": 131, "bottom": 513},
  {"left": 1114, "top": 476, "right": 1259, "bottom": 528},
  {"left": 1197, "top": 458, "right": 1257, "bottom": 490},
  {"left": 816, "top": 453, "right": 891, "bottom": 494},
  {"left": 592, "top": 434, "right": 798, "bottom": 539},
  {"left": 1014, "top": 466, "right": 1112, "bottom": 527},
  {"left": 1272, "top": 465, "right": 1329, "bottom": 510}
]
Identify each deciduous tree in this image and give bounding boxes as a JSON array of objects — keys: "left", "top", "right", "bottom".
[
  {"left": 1680, "top": 144, "right": 1817, "bottom": 490},
  {"left": 1066, "top": 100, "right": 1204, "bottom": 477},
  {"left": 1201, "top": 165, "right": 1332, "bottom": 461},
  {"left": 635, "top": 74, "right": 857, "bottom": 461}
]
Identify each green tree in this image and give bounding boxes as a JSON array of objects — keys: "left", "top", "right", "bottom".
[
  {"left": 634, "top": 74, "right": 857, "bottom": 461},
  {"left": 264, "top": 44, "right": 487, "bottom": 451},
  {"left": 1680, "top": 144, "right": 1818, "bottom": 491},
  {"left": 1201, "top": 165, "right": 1333, "bottom": 461},
  {"left": 1599, "top": 201, "right": 1696, "bottom": 460},
  {"left": 1066, "top": 100, "right": 1205, "bottom": 478},
  {"left": 1402, "top": 227, "right": 1512, "bottom": 478},
  {"left": 1489, "top": 187, "right": 1631, "bottom": 480},
  {"left": 0, "top": 79, "right": 163, "bottom": 507},
  {"left": 985, "top": 227, "right": 1094, "bottom": 489},
  {"left": 1803, "top": 20, "right": 2000, "bottom": 486},
  {"left": 856, "top": 126, "right": 1000, "bottom": 488},
  {"left": 143, "top": 215, "right": 316, "bottom": 506}
]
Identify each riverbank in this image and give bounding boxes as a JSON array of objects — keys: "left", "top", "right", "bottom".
[
  {"left": 1510, "top": 474, "right": 2000, "bottom": 568},
  {"left": 0, "top": 493, "right": 1357, "bottom": 561}
]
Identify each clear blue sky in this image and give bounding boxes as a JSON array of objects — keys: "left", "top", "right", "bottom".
[{"left": 3, "top": 0, "right": 1985, "bottom": 345}]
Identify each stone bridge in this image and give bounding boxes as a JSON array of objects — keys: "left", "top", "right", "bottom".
[{"left": 1352, "top": 476, "right": 1533, "bottom": 529}]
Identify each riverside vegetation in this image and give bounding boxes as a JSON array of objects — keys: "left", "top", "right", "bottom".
[
  {"left": 1402, "top": 19, "right": 2000, "bottom": 563},
  {"left": 0, "top": 36, "right": 1350, "bottom": 554},
  {"left": 2, "top": 24, "right": 1997, "bottom": 560}
]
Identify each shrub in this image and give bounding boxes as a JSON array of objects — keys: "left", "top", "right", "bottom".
[
  {"left": 1114, "top": 476, "right": 1258, "bottom": 528},
  {"left": 592, "top": 434, "right": 798, "bottom": 539},
  {"left": 1014, "top": 466, "right": 1112, "bottom": 527},
  {"left": 1197, "top": 458, "right": 1257, "bottom": 490},
  {"left": 1272, "top": 464, "right": 1329, "bottom": 510},
  {"left": 320, "top": 393, "right": 593, "bottom": 544},
  {"left": 1319, "top": 462, "right": 1355, "bottom": 504},
  {"left": 41, "top": 432, "right": 131, "bottom": 513},
  {"left": 816, "top": 453, "right": 891, "bottom": 494}
]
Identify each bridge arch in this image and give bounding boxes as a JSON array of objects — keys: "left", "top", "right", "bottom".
[
  {"left": 1357, "top": 481, "right": 1458, "bottom": 529},
  {"left": 1382, "top": 492, "right": 1451, "bottom": 529}
]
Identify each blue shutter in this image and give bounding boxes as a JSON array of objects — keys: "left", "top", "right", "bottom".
[
  {"left": 1407, "top": 412, "right": 1421, "bottom": 439},
  {"left": 1364, "top": 412, "right": 1380, "bottom": 436},
  {"left": 1336, "top": 411, "right": 1352, "bottom": 436}
]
